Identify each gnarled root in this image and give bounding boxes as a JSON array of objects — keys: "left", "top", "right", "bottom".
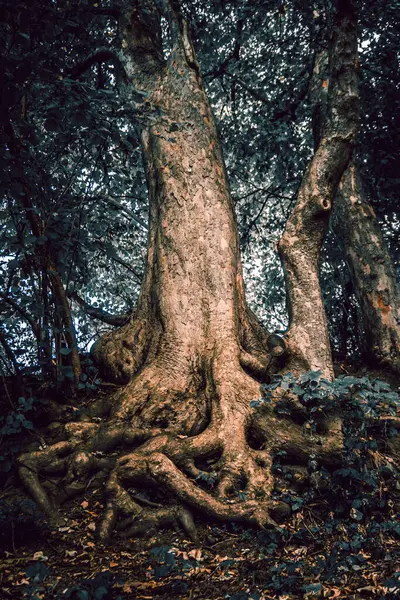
[{"left": 18, "top": 362, "right": 347, "bottom": 543}]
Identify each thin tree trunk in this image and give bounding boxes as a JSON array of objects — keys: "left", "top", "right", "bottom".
[
  {"left": 41, "top": 268, "right": 54, "bottom": 378},
  {"left": 21, "top": 190, "right": 81, "bottom": 385},
  {"left": 47, "top": 256, "right": 81, "bottom": 383},
  {"left": 333, "top": 166, "right": 400, "bottom": 372},
  {"left": 278, "top": 0, "right": 359, "bottom": 379},
  {"left": 0, "top": 327, "right": 21, "bottom": 377},
  {"left": 5, "top": 120, "right": 81, "bottom": 384},
  {"left": 311, "top": 47, "right": 400, "bottom": 372}
]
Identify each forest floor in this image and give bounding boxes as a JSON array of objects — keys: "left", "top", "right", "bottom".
[
  {"left": 0, "top": 368, "right": 399, "bottom": 600},
  {"left": 0, "top": 485, "right": 399, "bottom": 600}
]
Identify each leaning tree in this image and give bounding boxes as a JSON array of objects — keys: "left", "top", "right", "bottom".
[{"left": 19, "top": 0, "right": 365, "bottom": 541}]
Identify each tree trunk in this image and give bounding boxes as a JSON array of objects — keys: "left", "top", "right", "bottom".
[
  {"left": 92, "top": 1, "right": 275, "bottom": 389},
  {"left": 4, "top": 120, "right": 81, "bottom": 385},
  {"left": 21, "top": 190, "right": 81, "bottom": 386},
  {"left": 278, "top": 0, "right": 358, "bottom": 379},
  {"left": 310, "top": 46, "right": 400, "bottom": 373},
  {"left": 17, "top": 0, "right": 346, "bottom": 541},
  {"left": 47, "top": 256, "right": 81, "bottom": 384},
  {"left": 333, "top": 166, "right": 400, "bottom": 372}
]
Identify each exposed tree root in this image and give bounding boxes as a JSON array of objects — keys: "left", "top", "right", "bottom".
[{"left": 17, "top": 354, "right": 355, "bottom": 544}]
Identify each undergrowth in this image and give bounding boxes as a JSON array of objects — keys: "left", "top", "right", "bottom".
[{"left": 0, "top": 372, "right": 398, "bottom": 599}]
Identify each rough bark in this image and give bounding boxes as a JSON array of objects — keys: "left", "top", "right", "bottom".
[
  {"left": 333, "top": 166, "right": 400, "bottom": 372},
  {"left": 278, "top": 0, "right": 359, "bottom": 379},
  {"left": 311, "top": 49, "right": 400, "bottom": 373},
  {"left": 91, "top": 0, "right": 274, "bottom": 387},
  {"left": 17, "top": 0, "right": 353, "bottom": 542}
]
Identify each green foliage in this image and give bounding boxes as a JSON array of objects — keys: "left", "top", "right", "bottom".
[
  {"left": 0, "top": 397, "right": 35, "bottom": 435},
  {"left": 260, "top": 370, "right": 399, "bottom": 416},
  {"left": 0, "top": 498, "right": 47, "bottom": 527},
  {"left": 61, "top": 571, "right": 120, "bottom": 600},
  {"left": 0, "top": 395, "right": 45, "bottom": 470},
  {"left": 148, "top": 545, "right": 204, "bottom": 582},
  {"left": 140, "top": 514, "right": 399, "bottom": 595},
  {"left": 255, "top": 371, "right": 399, "bottom": 540},
  {"left": 18, "top": 563, "right": 123, "bottom": 600},
  {"left": 195, "top": 470, "right": 218, "bottom": 489},
  {"left": 0, "top": 396, "right": 44, "bottom": 440},
  {"left": 0, "top": 0, "right": 147, "bottom": 378},
  {"left": 77, "top": 356, "right": 101, "bottom": 391},
  {"left": 0, "top": 498, "right": 49, "bottom": 564},
  {"left": 22, "top": 561, "right": 51, "bottom": 600}
]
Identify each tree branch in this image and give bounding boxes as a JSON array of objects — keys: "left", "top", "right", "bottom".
[
  {"left": 68, "top": 291, "right": 132, "bottom": 327},
  {"left": 223, "top": 72, "right": 270, "bottom": 105},
  {"left": 109, "top": 254, "right": 143, "bottom": 281},
  {"left": 103, "top": 195, "right": 148, "bottom": 230},
  {"left": 0, "top": 294, "right": 40, "bottom": 339},
  {"left": 66, "top": 50, "right": 127, "bottom": 82},
  {"left": 0, "top": 327, "right": 21, "bottom": 376},
  {"left": 271, "top": 55, "right": 316, "bottom": 122}
]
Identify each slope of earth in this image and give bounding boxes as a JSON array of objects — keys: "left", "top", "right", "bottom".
[{"left": 0, "top": 368, "right": 399, "bottom": 600}]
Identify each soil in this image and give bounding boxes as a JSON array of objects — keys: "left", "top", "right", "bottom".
[
  {"left": 0, "top": 483, "right": 398, "bottom": 600},
  {"left": 0, "top": 376, "right": 399, "bottom": 600}
]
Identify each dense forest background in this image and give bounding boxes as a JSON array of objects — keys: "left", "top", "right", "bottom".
[{"left": 1, "top": 0, "right": 399, "bottom": 384}]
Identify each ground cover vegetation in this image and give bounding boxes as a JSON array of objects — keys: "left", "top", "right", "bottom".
[{"left": 0, "top": 0, "right": 399, "bottom": 597}]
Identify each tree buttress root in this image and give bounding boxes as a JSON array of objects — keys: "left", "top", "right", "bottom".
[{"left": 17, "top": 365, "right": 349, "bottom": 544}]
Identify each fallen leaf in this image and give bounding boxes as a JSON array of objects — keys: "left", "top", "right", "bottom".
[
  {"left": 15, "top": 578, "right": 30, "bottom": 586},
  {"left": 188, "top": 549, "right": 202, "bottom": 561},
  {"left": 65, "top": 550, "right": 77, "bottom": 558},
  {"left": 109, "top": 561, "right": 118, "bottom": 568},
  {"left": 87, "top": 522, "right": 96, "bottom": 532},
  {"left": 325, "top": 589, "right": 341, "bottom": 598},
  {"left": 81, "top": 501, "right": 89, "bottom": 509},
  {"left": 32, "top": 551, "right": 48, "bottom": 561}
]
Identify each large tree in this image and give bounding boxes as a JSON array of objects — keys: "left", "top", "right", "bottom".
[{"left": 17, "top": 0, "right": 360, "bottom": 542}]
